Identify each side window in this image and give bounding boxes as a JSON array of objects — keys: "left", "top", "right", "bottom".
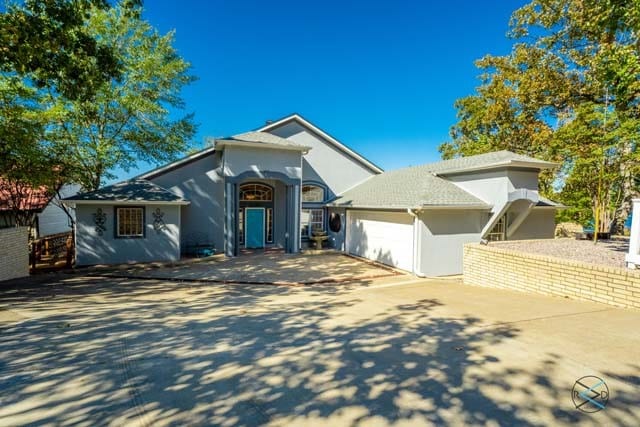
[{"left": 116, "top": 207, "right": 144, "bottom": 238}]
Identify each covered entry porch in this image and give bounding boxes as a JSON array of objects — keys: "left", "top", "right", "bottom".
[
  {"left": 224, "top": 172, "right": 301, "bottom": 256},
  {"left": 215, "top": 130, "right": 311, "bottom": 257}
]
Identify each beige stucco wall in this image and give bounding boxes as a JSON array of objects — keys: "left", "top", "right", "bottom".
[
  {"left": 463, "top": 243, "right": 640, "bottom": 310},
  {"left": 0, "top": 227, "right": 29, "bottom": 282}
]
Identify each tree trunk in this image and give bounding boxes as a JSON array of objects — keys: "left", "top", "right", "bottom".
[{"left": 616, "top": 142, "right": 636, "bottom": 234}]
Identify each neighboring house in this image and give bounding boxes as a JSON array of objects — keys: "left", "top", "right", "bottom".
[
  {"left": 0, "top": 180, "right": 78, "bottom": 238},
  {"left": 64, "top": 113, "right": 561, "bottom": 275},
  {"left": 37, "top": 184, "right": 80, "bottom": 237}
]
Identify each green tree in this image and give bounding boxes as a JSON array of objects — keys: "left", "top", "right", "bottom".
[
  {"left": 0, "top": 0, "right": 142, "bottom": 101},
  {"left": 442, "top": 0, "right": 640, "bottom": 234},
  {"left": 0, "top": 0, "right": 142, "bottom": 228},
  {"left": 0, "top": 76, "right": 63, "bottom": 228},
  {"left": 57, "top": 3, "right": 196, "bottom": 190}
]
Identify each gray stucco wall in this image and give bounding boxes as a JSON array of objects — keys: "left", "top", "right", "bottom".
[
  {"left": 418, "top": 210, "right": 485, "bottom": 277},
  {"left": 149, "top": 152, "right": 225, "bottom": 252},
  {"left": 327, "top": 208, "right": 346, "bottom": 250},
  {"left": 446, "top": 168, "right": 539, "bottom": 207},
  {"left": 509, "top": 209, "right": 556, "bottom": 240},
  {"left": 506, "top": 169, "right": 539, "bottom": 192},
  {"left": 267, "top": 121, "right": 377, "bottom": 198},
  {"left": 75, "top": 204, "right": 181, "bottom": 266},
  {"left": 223, "top": 145, "right": 302, "bottom": 180}
]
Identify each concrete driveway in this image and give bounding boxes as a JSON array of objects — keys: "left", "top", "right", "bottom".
[{"left": 0, "top": 274, "right": 639, "bottom": 426}]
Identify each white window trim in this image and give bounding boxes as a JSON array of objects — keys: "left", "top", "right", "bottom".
[{"left": 302, "top": 208, "right": 325, "bottom": 238}]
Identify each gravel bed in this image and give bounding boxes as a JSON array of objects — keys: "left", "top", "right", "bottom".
[{"left": 492, "top": 238, "right": 630, "bottom": 269}]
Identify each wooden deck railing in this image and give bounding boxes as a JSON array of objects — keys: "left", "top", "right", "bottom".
[{"left": 30, "top": 231, "right": 74, "bottom": 270}]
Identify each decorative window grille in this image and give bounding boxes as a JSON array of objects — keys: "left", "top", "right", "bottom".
[
  {"left": 116, "top": 207, "right": 144, "bottom": 237},
  {"left": 239, "top": 184, "right": 272, "bottom": 201},
  {"left": 302, "top": 184, "right": 325, "bottom": 202}
]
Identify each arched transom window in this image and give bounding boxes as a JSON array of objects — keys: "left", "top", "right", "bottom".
[
  {"left": 302, "top": 184, "right": 325, "bottom": 203},
  {"left": 240, "top": 183, "right": 273, "bottom": 202}
]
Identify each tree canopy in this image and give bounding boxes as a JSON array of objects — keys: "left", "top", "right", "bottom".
[
  {"left": 0, "top": 0, "right": 195, "bottom": 227},
  {"left": 57, "top": 4, "right": 197, "bottom": 190},
  {"left": 441, "top": 0, "right": 640, "bottom": 233}
]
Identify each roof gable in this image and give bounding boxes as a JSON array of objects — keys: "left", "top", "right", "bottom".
[{"left": 258, "top": 113, "right": 383, "bottom": 174}]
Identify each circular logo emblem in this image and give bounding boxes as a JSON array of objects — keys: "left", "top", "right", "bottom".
[{"left": 572, "top": 376, "right": 609, "bottom": 413}]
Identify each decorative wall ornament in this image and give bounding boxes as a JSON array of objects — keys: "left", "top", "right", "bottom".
[
  {"left": 93, "top": 208, "right": 107, "bottom": 236},
  {"left": 152, "top": 208, "right": 166, "bottom": 232}
]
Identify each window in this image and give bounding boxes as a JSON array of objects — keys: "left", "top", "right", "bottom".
[
  {"left": 240, "top": 183, "right": 272, "bottom": 201},
  {"left": 302, "top": 184, "right": 325, "bottom": 203},
  {"left": 301, "top": 208, "right": 324, "bottom": 237},
  {"left": 116, "top": 207, "right": 144, "bottom": 237},
  {"left": 487, "top": 214, "right": 506, "bottom": 241},
  {"left": 238, "top": 209, "right": 244, "bottom": 243}
]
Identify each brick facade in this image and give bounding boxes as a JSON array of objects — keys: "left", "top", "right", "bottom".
[
  {"left": 0, "top": 227, "right": 29, "bottom": 282},
  {"left": 463, "top": 243, "right": 640, "bottom": 310}
]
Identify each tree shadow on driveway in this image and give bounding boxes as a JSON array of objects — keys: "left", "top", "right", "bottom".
[{"left": 0, "top": 276, "right": 638, "bottom": 426}]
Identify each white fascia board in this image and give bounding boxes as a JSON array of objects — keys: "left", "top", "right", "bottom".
[
  {"left": 64, "top": 200, "right": 190, "bottom": 206},
  {"left": 258, "top": 114, "right": 384, "bottom": 174},
  {"left": 334, "top": 205, "right": 413, "bottom": 211},
  {"left": 418, "top": 204, "right": 492, "bottom": 211},
  {"left": 328, "top": 204, "right": 491, "bottom": 211},
  {"left": 215, "top": 139, "right": 310, "bottom": 153},
  {"left": 533, "top": 205, "right": 565, "bottom": 210},
  {"left": 435, "top": 160, "right": 558, "bottom": 176}
]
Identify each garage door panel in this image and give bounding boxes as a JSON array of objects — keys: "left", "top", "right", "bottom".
[{"left": 347, "top": 211, "right": 413, "bottom": 272}]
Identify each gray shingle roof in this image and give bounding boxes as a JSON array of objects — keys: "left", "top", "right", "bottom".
[
  {"left": 330, "top": 151, "right": 557, "bottom": 210},
  {"left": 64, "top": 179, "right": 188, "bottom": 204},
  {"left": 330, "top": 166, "right": 489, "bottom": 209},
  {"left": 217, "top": 131, "right": 307, "bottom": 149},
  {"left": 424, "top": 150, "right": 557, "bottom": 174}
]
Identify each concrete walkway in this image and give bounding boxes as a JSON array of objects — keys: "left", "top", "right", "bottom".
[
  {"left": 0, "top": 274, "right": 638, "bottom": 426},
  {"left": 84, "top": 252, "right": 399, "bottom": 284}
]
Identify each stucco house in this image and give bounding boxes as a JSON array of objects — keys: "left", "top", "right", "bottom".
[{"left": 64, "top": 114, "right": 560, "bottom": 276}]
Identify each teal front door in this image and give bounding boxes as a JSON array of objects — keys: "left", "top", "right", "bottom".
[{"left": 245, "top": 208, "right": 265, "bottom": 248}]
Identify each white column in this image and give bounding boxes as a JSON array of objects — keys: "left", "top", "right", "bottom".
[{"left": 626, "top": 199, "right": 640, "bottom": 269}]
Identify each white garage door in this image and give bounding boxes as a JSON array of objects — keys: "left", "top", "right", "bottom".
[{"left": 347, "top": 210, "right": 414, "bottom": 272}]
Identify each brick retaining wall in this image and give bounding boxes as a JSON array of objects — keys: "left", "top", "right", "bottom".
[
  {"left": 0, "top": 227, "right": 29, "bottom": 282},
  {"left": 463, "top": 243, "right": 640, "bottom": 310}
]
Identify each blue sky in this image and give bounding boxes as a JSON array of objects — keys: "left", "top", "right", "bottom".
[{"left": 116, "top": 0, "right": 528, "bottom": 181}]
